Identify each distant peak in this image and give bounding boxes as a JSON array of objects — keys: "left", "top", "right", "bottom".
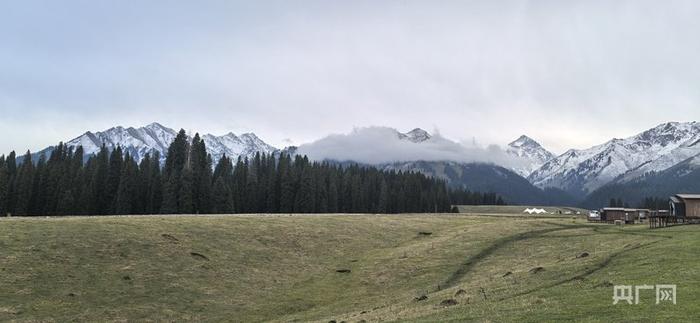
[
  {"left": 407, "top": 127, "right": 428, "bottom": 134},
  {"left": 218, "top": 132, "right": 238, "bottom": 138},
  {"left": 402, "top": 128, "right": 431, "bottom": 143},
  {"left": 240, "top": 132, "right": 260, "bottom": 139},
  {"left": 509, "top": 135, "right": 539, "bottom": 148},
  {"left": 145, "top": 122, "right": 166, "bottom": 129}
]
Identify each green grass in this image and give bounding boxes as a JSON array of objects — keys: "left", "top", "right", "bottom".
[{"left": 0, "top": 214, "right": 698, "bottom": 322}]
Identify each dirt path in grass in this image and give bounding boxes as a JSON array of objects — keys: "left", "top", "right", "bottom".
[{"left": 440, "top": 223, "right": 591, "bottom": 289}]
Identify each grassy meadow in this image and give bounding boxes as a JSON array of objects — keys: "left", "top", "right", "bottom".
[{"left": 0, "top": 214, "right": 698, "bottom": 322}]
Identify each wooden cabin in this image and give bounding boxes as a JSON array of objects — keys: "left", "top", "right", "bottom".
[
  {"left": 669, "top": 194, "right": 700, "bottom": 219},
  {"left": 601, "top": 208, "right": 632, "bottom": 223},
  {"left": 600, "top": 208, "right": 648, "bottom": 224}
]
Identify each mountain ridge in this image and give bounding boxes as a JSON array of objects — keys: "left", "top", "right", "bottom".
[
  {"left": 528, "top": 121, "right": 700, "bottom": 196},
  {"left": 33, "top": 123, "right": 278, "bottom": 165},
  {"left": 21, "top": 121, "right": 700, "bottom": 208},
  {"left": 506, "top": 135, "right": 555, "bottom": 177}
]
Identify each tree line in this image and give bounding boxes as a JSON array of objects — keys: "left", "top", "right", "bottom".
[
  {"left": 448, "top": 190, "right": 505, "bottom": 206},
  {"left": 0, "top": 129, "right": 505, "bottom": 216},
  {"left": 607, "top": 196, "right": 667, "bottom": 210}
]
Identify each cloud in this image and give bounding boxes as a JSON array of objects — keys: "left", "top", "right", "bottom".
[
  {"left": 296, "top": 126, "right": 525, "bottom": 168},
  {"left": 1, "top": 1, "right": 699, "bottom": 154}
]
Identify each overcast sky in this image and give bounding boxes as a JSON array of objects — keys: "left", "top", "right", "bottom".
[{"left": 1, "top": 0, "right": 699, "bottom": 155}]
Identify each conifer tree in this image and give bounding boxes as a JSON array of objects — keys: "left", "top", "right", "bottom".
[
  {"left": 89, "top": 145, "right": 109, "bottom": 214},
  {"left": 179, "top": 168, "right": 195, "bottom": 214},
  {"left": 377, "top": 179, "right": 389, "bottom": 213},
  {"left": 161, "top": 129, "right": 189, "bottom": 213},
  {"left": 5, "top": 151, "right": 17, "bottom": 214},
  {"left": 232, "top": 157, "right": 248, "bottom": 213},
  {"left": 294, "top": 166, "right": 316, "bottom": 213},
  {"left": 212, "top": 155, "right": 234, "bottom": 213},
  {"left": 327, "top": 170, "right": 339, "bottom": 213},
  {"left": 265, "top": 155, "right": 279, "bottom": 213},
  {"left": 14, "top": 151, "right": 34, "bottom": 215},
  {"left": 316, "top": 170, "right": 328, "bottom": 213},
  {"left": 115, "top": 153, "right": 138, "bottom": 214},
  {"left": 0, "top": 155, "right": 7, "bottom": 215},
  {"left": 212, "top": 176, "right": 233, "bottom": 213},
  {"left": 146, "top": 151, "right": 163, "bottom": 214},
  {"left": 278, "top": 154, "right": 295, "bottom": 213},
  {"left": 190, "top": 134, "right": 212, "bottom": 214}
]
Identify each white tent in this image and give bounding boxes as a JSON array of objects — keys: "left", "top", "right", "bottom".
[{"left": 523, "top": 208, "right": 548, "bottom": 214}]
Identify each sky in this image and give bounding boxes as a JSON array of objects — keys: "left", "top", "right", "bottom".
[{"left": 1, "top": 0, "right": 699, "bottom": 155}]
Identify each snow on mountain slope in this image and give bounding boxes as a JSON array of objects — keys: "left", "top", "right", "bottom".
[
  {"left": 528, "top": 122, "right": 700, "bottom": 195},
  {"left": 62, "top": 123, "right": 178, "bottom": 161},
  {"left": 506, "top": 135, "right": 555, "bottom": 177},
  {"left": 37, "top": 123, "right": 278, "bottom": 164},
  {"left": 399, "top": 128, "right": 432, "bottom": 143},
  {"left": 201, "top": 132, "right": 277, "bottom": 164}
]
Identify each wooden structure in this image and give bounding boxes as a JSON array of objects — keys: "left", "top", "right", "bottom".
[
  {"left": 600, "top": 208, "right": 648, "bottom": 224},
  {"left": 649, "top": 194, "right": 700, "bottom": 229},
  {"left": 670, "top": 194, "right": 700, "bottom": 219},
  {"left": 649, "top": 210, "right": 677, "bottom": 229}
]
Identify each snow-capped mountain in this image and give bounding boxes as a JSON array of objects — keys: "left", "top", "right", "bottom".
[
  {"left": 201, "top": 132, "right": 277, "bottom": 164},
  {"left": 582, "top": 151, "right": 700, "bottom": 208},
  {"left": 36, "top": 123, "right": 278, "bottom": 164},
  {"left": 398, "top": 128, "right": 432, "bottom": 143},
  {"left": 528, "top": 122, "right": 700, "bottom": 195},
  {"left": 506, "top": 135, "right": 556, "bottom": 177}
]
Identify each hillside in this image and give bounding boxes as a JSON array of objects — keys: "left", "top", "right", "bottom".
[
  {"left": 582, "top": 154, "right": 700, "bottom": 208},
  {"left": 506, "top": 135, "right": 555, "bottom": 177},
  {"left": 382, "top": 161, "right": 576, "bottom": 206},
  {"left": 1, "top": 215, "right": 697, "bottom": 322},
  {"left": 529, "top": 122, "right": 700, "bottom": 196}
]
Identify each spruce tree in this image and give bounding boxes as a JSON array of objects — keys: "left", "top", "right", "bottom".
[
  {"left": 147, "top": 151, "right": 163, "bottom": 214},
  {"left": 90, "top": 145, "right": 109, "bottom": 214},
  {"left": 377, "top": 179, "right": 389, "bottom": 213},
  {"left": 0, "top": 155, "right": 7, "bottom": 215},
  {"left": 179, "top": 168, "right": 195, "bottom": 214},
  {"left": 265, "top": 154, "right": 279, "bottom": 213},
  {"left": 278, "top": 154, "right": 295, "bottom": 213},
  {"left": 232, "top": 157, "right": 248, "bottom": 213},
  {"left": 212, "top": 177, "right": 233, "bottom": 213},
  {"left": 115, "top": 153, "right": 138, "bottom": 214},
  {"left": 294, "top": 166, "right": 316, "bottom": 213},
  {"left": 315, "top": 170, "right": 328, "bottom": 213},
  {"left": 213, "top": 155, "right": 234, "bottom": 213},
  {"left": 327, "top": 170, "right": 339, "bottom": 213},
  {"left": 5, "top": 151, "right": 17, "bottom": 214},
  {"left": 14, "top": 151, "right": 34, "bottom": 215},
  {"left": 161, "top": 129, "right": 189, "bottom": 213},
  {"left": 105, "top": 146, "right": 124, "bottom": 214},
  {"left": 190, "top": 134, "right": 212, "bottom": 214}
]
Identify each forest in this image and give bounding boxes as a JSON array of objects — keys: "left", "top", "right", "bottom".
[{"left": 0, "top": 130, "right": 504, "bottom": 216}]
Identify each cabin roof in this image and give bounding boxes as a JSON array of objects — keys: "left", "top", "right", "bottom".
[
  {"left": 676, "top": 194, "right": 700, "bottom": 200},
  {"left": 602, "top": 208, "right": 647, "bottom": 212},
  {"left": 603, "top": 207, "right": 626, "bottom": 211}
]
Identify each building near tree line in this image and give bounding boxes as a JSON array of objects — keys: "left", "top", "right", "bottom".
[{"left": 669, "top": 194, "right": 700, "bottom": 219}]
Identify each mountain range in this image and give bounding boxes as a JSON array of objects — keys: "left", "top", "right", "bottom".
[
  {"left": 25, "top": 121, "right": 700, "bottom": 208},
  {"left": 528, "top": 122, "right": 700, "bottom": 196},
  {"left": 35, "top": 122, "right": 277, "bottom": 165}
]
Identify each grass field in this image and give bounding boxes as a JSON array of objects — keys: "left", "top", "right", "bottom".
[{"left": 1, "top": 214, "right": 698, "bottom": 322}]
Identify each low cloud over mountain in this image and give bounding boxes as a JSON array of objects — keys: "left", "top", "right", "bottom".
[{"left": 296, "top": 126, "right": 526, "bottom": 168}]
